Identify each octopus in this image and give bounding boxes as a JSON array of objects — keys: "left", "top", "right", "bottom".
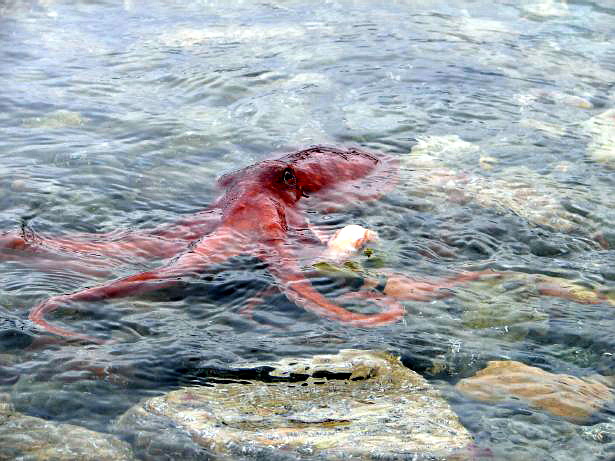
[
  {"left": 0, "top": 147, "right": 407, "bottom": 343},
  {"left": 2, "top": 146, "right": 610, "bottom": 345}
]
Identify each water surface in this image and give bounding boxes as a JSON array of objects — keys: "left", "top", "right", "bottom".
[{"left": 1, "top": 0, "right": 615, "bottom": 459}]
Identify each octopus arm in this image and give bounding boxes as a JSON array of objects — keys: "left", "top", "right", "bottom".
[
  {"left": 28, "top": 229, "right": 242, "bottom": 343},
  {"left": 263, "top": 245, "right": 405, "bottom": 327}
]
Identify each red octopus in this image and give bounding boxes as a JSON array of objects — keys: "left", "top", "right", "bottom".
[
  {"left": 1, "top": 146, "right": 411, "bottom": 343},
  {"left": 2, "top": 146, "right": 607, "bottom": 345}
]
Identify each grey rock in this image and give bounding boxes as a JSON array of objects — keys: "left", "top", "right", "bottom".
[
  {"left": 0, "top": 395, "right": 134, "bottom": 461},
  {"left": 116, "top": 349, "right": 473, "bottom": 460}
]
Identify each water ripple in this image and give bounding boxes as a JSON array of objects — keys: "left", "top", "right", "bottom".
[{"left": 1, "top": 1, "right": 615, "bottom": 458}]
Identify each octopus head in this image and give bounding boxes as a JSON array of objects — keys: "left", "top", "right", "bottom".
[{"left": 286, "top": 146, "right": 380, "bottom": 196}]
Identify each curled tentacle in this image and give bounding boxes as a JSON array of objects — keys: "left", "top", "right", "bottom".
[
  {"left": 264, "top": 246, "right": 405, "bottom": 327},
  {"left": 29, "top": 295, "right": 110, "bottom": 344},
  {"left": 382, "top": 269, "right": 501, "bottom": 301},
  {"left": 277, "top": 274, "right": 405, "bottom": 327},
  {"left": 332, "top": 290, "right": 406, "bottom": 326},
  {"left": 28, "top": 230, "right": 242, "bottom": 343}
]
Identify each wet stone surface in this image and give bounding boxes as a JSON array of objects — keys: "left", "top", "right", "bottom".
[
  {"left": 584, "top": 109, "right": 615, "bottom": 168},
  {"left": 404, "top": 136, "right": 605, "bottom": 239},
  {"left": 456, "top": 361, "right": 614, "bottom": 424},
  {"left": 0, "top": 394, "right": 135, "bottom": 461},
  {"left": 116, "top": 349, "right": 473, "bottom": 460}
]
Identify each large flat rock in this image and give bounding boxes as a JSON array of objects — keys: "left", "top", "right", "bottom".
[{"left": 117, "top": 349, "right": 473, "bottom": 460}]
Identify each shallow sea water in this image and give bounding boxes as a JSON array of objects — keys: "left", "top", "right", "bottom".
[{"left": 1, "top": 0, "right": 615, "bottom": 459}]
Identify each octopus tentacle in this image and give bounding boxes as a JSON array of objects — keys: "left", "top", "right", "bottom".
[
  {"left": 263, "top": 246, "right": 405, "bottom": 327},
  {"left": 2, "top": 209, "right": 223, "bottom": 265},
  {"left": 239, "top": 286, "right": 280, "bottom": 321},
  {"left": 383, "top": 270, "right": 500, "bottom": 302},
  {"left": 28, "top": 229, "right": 243, "bottom": 343}
]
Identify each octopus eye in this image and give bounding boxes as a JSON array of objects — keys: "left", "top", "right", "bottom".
[{"left": 283, "top": 168, "right": 296, "bottom": 186}]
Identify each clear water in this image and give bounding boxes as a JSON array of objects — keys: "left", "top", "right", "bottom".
[{"left": 1, "top": 0, "right": 615, "bottom": 459}]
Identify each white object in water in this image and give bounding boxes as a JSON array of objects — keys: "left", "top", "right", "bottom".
[{"left": 323, "top": 224, "right": 378, "bottom": 262}]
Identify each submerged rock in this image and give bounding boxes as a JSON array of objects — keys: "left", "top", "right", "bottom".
[
  {"left": 116, "top": 349, "right": 473, "bottom": 460},
  {"left": 467, "top": 170, "right": 590, "bottom": 233},
  {"left": 515, "top": 89, "right": 593, "bottom": 110},
  {"left": 404, "top": 138, "right": 602, "bottom": 237},
  {"left": 519, "top": 118, "right": 566, "bottom": 137},
  {"left": 583, "top": 109, "right": 615, "bottom": 168},
  {"left": 22, "top": 109, "right": 87, "bottom": 130},
  {"left": 409, "top": 135, "right": 481, "bottom": 166},
  {"left": 0, "top": 395, "right": 134, "bottom": 461},
  {"left": 457, "top": 283, "right": 549, "bottom": 338},
  {"left": 521, "top": 0, "right": 569, "bottom": 18},
  {"left": 456, "top": 361, "right": 614, "bottom": 423},
  {"left": 456, "top": 272, "right": 615, "bottom": 344}
]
